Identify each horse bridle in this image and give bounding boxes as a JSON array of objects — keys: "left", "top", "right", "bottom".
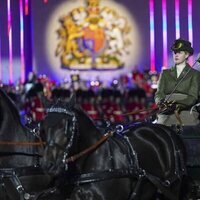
[{"left": 46, "top": 106, "right": 77, "bottom": 170}]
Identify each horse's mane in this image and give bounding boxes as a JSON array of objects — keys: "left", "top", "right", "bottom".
[
  {"left": 74, "top": 105, "right": 97, "bottom": 127},
  {"left": 0, "top": 89, "right": 21, "bottom": 123}
]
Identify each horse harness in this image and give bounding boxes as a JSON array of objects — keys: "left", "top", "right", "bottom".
[
  {"left": 0, "top": 128, "right": 57, "bottom": 200},
  {"left": 66, "top": 127, "right": 186, "bottom": 200},
  {"left": 47, "top": 106, "right": 187, "bottom": 200},
  {"left": 0, "top": 166, "right": 57, "bottom": 200}
]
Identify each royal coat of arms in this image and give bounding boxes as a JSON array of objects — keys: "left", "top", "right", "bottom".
[{"left": 55, "top": 0, "right": 131, "bottom": 70}]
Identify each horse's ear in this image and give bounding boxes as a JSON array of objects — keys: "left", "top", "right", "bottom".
[{"left": 68, "top": 93, "right": 76, "bottom": 108}]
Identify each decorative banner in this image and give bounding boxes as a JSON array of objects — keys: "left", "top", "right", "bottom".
[{"left": 55, "top": 0, "right": 132, "bottom": 70}]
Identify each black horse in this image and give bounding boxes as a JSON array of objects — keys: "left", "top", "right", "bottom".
[
  {"left": 40, "top": 95, "right": 190, "bottom": 200},
  {"left": 0, "top": 89, "right": 65, "bottom": 200}
]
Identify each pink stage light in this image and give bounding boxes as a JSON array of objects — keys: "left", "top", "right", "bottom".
[
  {"left": 188, "top": 0, "right": 193, "bottom": 64},
  {"left": 25, "top": 0, "right": 29, "bottom": 16},
  {"left": 43, "top": 0, "right": 48, "bottom": 4},
  {"left": 7, "top": 0, "right": 13, "bottom": 84},
  {"left": 20, "top": 0, "right": 25, "bottom": 83},
  {"left": 162, "top": 0, "right": 168, "bottom": 68},
  {"left": 175, "top": 0, "right": 180, "bottom": 39},
  {"left": 149, "top": 0, "right": 155, "bottom": 72},
  {"left": 0, "top": 36, "right": 2, "bottom": 81},
  {"left": 188, "top": 0, "right": 193, "bottom": 44}
]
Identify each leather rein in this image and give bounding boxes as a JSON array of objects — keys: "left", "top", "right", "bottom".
[
  {"left": 123, "top": 106, "right": 183, "bottom": 126},
  {"left": 66, "top": 130, "right": 114, "bottom": 163},
  {"left": 0, "top": 141, "right": 45, "bottom": 146}
]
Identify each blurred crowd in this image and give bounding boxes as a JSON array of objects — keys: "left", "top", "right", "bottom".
[{"left": 0, "top": 70, "right": 159, "bottom": 125}]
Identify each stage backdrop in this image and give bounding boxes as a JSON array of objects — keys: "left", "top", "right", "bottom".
[{"left": 0, "top": 0, "right": 200, "bottom": 84}]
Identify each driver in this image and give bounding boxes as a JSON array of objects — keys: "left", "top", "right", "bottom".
[{"left": 155, "top": 38, "right": 200, "bottom": 126}]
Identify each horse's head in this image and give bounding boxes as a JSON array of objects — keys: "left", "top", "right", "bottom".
[{"left": 40, "top": 94, "right": 78, "bottom": 175}]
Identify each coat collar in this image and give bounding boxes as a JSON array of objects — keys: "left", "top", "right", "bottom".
[{"left": 169, "top": 64, "right": 191, "bottom": 80}]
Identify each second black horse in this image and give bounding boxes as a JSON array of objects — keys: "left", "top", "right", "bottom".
[{"left": 40, "top": 95, "right": 190, "bottom": 200}]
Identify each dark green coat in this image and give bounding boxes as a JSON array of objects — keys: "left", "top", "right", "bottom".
[{"left": 155, "top": 64, "right": 200, "bottom": 109}]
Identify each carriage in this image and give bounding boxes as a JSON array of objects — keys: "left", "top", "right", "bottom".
[
  {"left": 180, "top": 125, "right": 200, "bottom": 198},
  {"left": 0, "top": 88, "right": 200, "bottom": 199}
]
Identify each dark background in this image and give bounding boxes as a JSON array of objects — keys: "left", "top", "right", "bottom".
[{"left": 0, "top": 0, "right": 200, "bottom": 84}]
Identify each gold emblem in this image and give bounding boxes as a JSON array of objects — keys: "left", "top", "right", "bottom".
[{"left": 55, "top": 0, "right": 131, "bottom": 70}]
